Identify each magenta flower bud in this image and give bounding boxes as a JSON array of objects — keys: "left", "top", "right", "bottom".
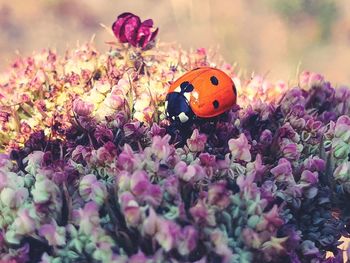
[
  {"left": 187, "top": 129, "right": 207, "bottom": 152},
  {"left": 79, "top": 174, "right": 107, "bottom": 206},
  {"left": 72, "top": 98, "right": 94, "bottom": 116},
  {"left": 149, "top": 123, "right": 166, "bottom": 137},
  {"left": 303, "top": 156, "right": 325, "bottom": 172},
  {"left": 137, "top": 20, "right": 159, "bottom": 49},
  {"left": 112, "top": 12, "right": 158, "bottom": 49}
]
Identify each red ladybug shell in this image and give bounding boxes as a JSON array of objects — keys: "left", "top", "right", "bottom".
[{"left": 168, "top": 67, "right": 237, "bottom": 118}]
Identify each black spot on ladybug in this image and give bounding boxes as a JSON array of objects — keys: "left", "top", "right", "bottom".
[
  {"left": 233, "top": 84, "right": 237, "bottom": 96},
  {"left": 180, "top": 81, "right": 194, "bottom": 93},
  {"left": 210, "top": 76, "right": 219, "bottom": 86},
  {"left": 213, "top": 100, "right": 219, "bottom": 109}
]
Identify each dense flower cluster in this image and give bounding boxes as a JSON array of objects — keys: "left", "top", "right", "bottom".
[{"left": 1, "top": 13, "right": 350, "bottom": 263}]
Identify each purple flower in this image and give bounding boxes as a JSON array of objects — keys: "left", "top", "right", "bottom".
[
  {"left": 112, "top": 12, "right": 158, "bottom": 49},
  {"left": 299, "top": 170, "right": 318, "bottom": 186},
  {"left": 300, "top": 240, "right": 320, "bottom": 256},
  {"left": 281, "top": 142, "right": 302, "bottom": 161},
  {"left": 149, "top": 123, "right": 166, "bottom": 137},
  {"left": 94, "top": 125, "right": 114, "bottom": 145},
  {"left": 270, "top": 158, "right": 294, "bottom": 183}
]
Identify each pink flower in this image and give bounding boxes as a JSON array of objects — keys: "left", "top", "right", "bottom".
[
  {"left": 199, "top": 153, "right": 216, "bottom": 166},
  {"left": 39, "top": 220, "right": 66, "bottom": 246},
  {"left": 155, "top": 219, "right": 180, "bottom": 252},
  {"left": 119, "top": 192, "right": 141, "bottom": 226},
  {"left": 177, "top": 226, "right": 198, "bottom": 255},
  {"left": 77, "top": 202, "right": 100, "bottom": 235},
  {"left": 150, "top": 135, "right": 172, "bottom": 160},
  {"left": 281, "top": 143, "right": 301, "bottom": 161},
  {"left": 142, "top": 207, "right": 158, "bottom": 236},
  {"left": 13, "top": 208, "right": 36, "bottom": 235},
  {"left": 72, "top": 98, "right": 94, "bottom": 116},
  {"left": 189, "top": 199, "right": 216, "bottom": 226},
  {"left": 142, "top": 184, "right": 162, "bottom": 207},
  {"left": 256, "top": 205, "right": 284, "bottom": 232},
  {"left": 208, "top": 181, "right": 231, "bottom": 209},
  {"left": 112, "top": 12, "right": 158, "bottom": 49},
  {"left": 130, "top": 170, "right": 150, "bottom": 196},
  {"left": 117, "top": 144, "right": 135, "bottom": 171},
  {"left": 174, "top": 161, "right": 196, "bottom": 182},
  {"left": 187, "top": 129, "right": 207, "bottom": 152},
  {"left": 79, "top": 174, "right": 107, "bottom": 206},
  {"left": 228, "top": 133, "right": 251, "bottom": 162}
]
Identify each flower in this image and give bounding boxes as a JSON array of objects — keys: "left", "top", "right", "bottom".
[
  {"left": 270, "top": 158, "right": 294, "bottom": 183},
  {"left": 79, "top": 174, "right": 107, "bottom": 205},
  {"left": 112, "top": 12, "right": 158, "bottom": 49},
  {"left": 155, "top": 219, "right": 180, "bottom": 252},
  {"left": 72, "top": 98, "right": 94, "bottom": 116},
  {"left": 228, "top": 133, "right": 252, "bottom": 162},
  {"left": 77, "top": 202, "right": 100, "bottom": 235},
  {"left": 187, "top": 129, "right": 207, "bottom": 152},
  {"left": 39, "top": 220, "right": 66, "bottom": 246}
]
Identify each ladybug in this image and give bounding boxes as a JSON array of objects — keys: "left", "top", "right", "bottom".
[{"left": 165, "top": 67, "right": 237, "bottom": 125}]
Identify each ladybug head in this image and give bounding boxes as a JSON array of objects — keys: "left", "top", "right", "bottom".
[{"left": 165, "top": 92, "right": 195, "bottom": 125}]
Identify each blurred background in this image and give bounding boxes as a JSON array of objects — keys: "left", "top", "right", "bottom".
[{"left": 0, "top": 0, "right": 350, "bottom": 84}]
